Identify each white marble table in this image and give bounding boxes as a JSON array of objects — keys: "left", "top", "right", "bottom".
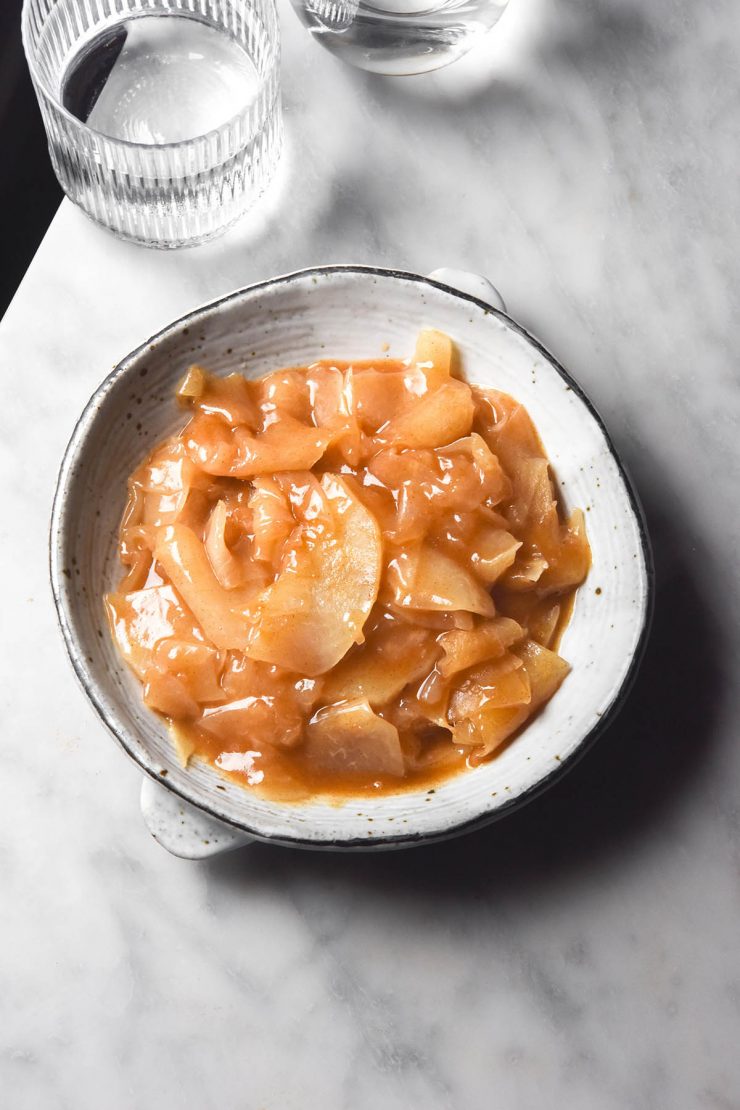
[{"left": 2, "top": 1, "right": 739, "bottom": 1106}]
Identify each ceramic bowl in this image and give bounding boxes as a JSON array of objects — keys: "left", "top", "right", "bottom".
[{"left": 50, "top": 266, "right": 652, "bottom": 857}]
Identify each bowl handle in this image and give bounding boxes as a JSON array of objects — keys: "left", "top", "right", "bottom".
[
  {"left": 140, "top": 776, "right": 254, "bottom": 859},
  {"left": 427, "top": 268, "right": 506, "bottom": 313}
]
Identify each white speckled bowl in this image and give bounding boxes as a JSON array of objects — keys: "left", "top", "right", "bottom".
[{"left": 50, "top": 266, "right": 652, "bottom": 857}]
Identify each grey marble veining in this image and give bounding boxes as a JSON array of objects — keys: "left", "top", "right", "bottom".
[{"left": 1, "top": 1, "right": 739, "bottom": 1107}]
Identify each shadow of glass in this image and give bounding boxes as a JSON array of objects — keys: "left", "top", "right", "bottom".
[
  {"left": 360, "top": 0, "right": 655, "bottom": 111},
  {"left": 203, "top": 465, "right": 728, "bottom": 913}
]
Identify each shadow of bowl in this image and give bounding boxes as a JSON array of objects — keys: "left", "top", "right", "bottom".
[{"left": 203, "top": 468, "right": 726, "bottom": 910}]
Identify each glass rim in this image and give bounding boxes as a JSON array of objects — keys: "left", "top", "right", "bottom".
[{"left": 20, "top": 0, "right": 281, "bottom": 154}]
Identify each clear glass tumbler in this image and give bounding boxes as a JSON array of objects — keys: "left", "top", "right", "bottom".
[
  {"left": 22, "top": 0, "right": 282, "bottom": 248},
  {"left": 288, "top": 0, "right": 510, "bottom": 75}
]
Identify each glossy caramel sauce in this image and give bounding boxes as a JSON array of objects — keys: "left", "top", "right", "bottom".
[{"left": 106, "top": 331, "right": 590, "bottom": 800}]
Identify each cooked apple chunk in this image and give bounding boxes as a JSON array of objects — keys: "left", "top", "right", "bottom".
[
  {"left": 437, "top": 618, "right": 525, "bottom": 678},
  {"left": 246, "top": 474, "right": 382, "bottom": 676},
  {"left": 153, "top": 524, "right": 260, "bottom": 651},
  {"left": 377, "top": 379, "right": 474, "bottom": 450},
  {"left": 105, "top": 583, "right": 205, "bottom": 680},
  {"left": 411, "top": 328, "right": 454, "bottom": 391},
  {"left": 389, "top": 543, "right": 495, "bottom": 617},
  {"left": 450, "top": 639, "right": 571, "bottom": 757},
  {"left": 108, "top": 334, "right": 589, "bottom": 798},
  {"left": 305, "top": 699, "right": 404, "bottom": 777},
  {"left": 323, "top": 618, "right": 439, "bottom": 706}
]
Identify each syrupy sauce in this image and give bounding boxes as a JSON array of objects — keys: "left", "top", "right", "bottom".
[{"left": 106, "top": 334, "right": 590, "bottom": 801}]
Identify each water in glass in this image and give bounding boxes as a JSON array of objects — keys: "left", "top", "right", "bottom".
[
  {"left": 62, "top": 17, "right": 260, "bottom": 145},
  {"left": 289, "top": 0, "right": 511, "bottom": 75}
]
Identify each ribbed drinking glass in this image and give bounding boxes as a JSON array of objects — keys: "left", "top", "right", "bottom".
[{"left": 22, "top": 0, "right": 282, "bottom": 248}]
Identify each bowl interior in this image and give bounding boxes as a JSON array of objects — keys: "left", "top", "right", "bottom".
[{"left": 52, "top": 267, "right": 651, "bottom": 847}]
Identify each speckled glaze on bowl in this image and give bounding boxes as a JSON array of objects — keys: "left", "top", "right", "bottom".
[{"left": 50, "top": 266, "right": 653, "bottom": 854}]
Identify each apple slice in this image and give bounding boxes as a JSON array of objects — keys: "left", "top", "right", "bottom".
[
  {"left": 143, "top": 669, "right": 200, "bottom": 720},
  {"left": 306, "top": 364, "right": 352, "bottom": 425},
  {"left": 376, "top": 379, "right": 474, "bottom": 450},
  {"left": 473, "top": 387, "right": 545, "bottom": 467},
  {"left": 186, "top": 370, "right": 259, "bottom": 428},
  {"left": 352, "top": 369, "right": 416, "bottom": 432},
  {"left": 152, "top": 639, "right": 225, "bottom": 702},
  {"left": 204, "top": 500, "right": 245, "bottom": 590},
  {"left": 437, "top": 617, "right": 525, "bottom": 678},
  {"left": 167, "top": 721, "right": 198, "bottom": 767},
  {"left": 176, "top": 364, "right": 206, "bottom": 402},
  {"left": 153, "top": 524, "right": 260, "bottom": 650},
  {"left": 497, "top": 593, "right": 564, "bottom": 648},
  {"left": 323, "top": 621, "right": 439, "bottom": 706},
  {"left": 304, "top": 699, "right": 405, "bottom": 777},
  {"left": 129, "top": 441, "right": 211, "bottom": 530},
  {"left": 468, "top": 525, "right": 522, "bottom": 584},
  {"left": 105, "top": 583, "right": 205, "bottom": 681},
  {"left": 200, "top": 693, "right": 304, "bottom": 751},
  {"left": 538, "top": 508, "right": 592, "bottom": 593},
  {"left": 389, "top": 543, "right": 495, "bottom": 617},
  {"left": 249, "top": 476, "right": 296, "bottom": 568},
  {"left": 256, "top": 368, "right": 311, "bottom": 423},
  {"left": 411, "top": 328, "right": 454, "bottom": 391},
  {"left": 229, "top": 417, "right": 331, "bottom": 478},
  {"left": 450, "top": 639, "right": 571, "bottom": 757},
  {"left": 246, "top": 474, "right": 382, "bottom": 676},
  {"left": 450, "top": 655, "right": 531, "bottom": 717}
]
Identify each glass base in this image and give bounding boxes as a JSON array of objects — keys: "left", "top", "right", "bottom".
[
  {"left": 68, "top": 194, "right": 248, "bottom": 250},
  {"left": 290, "top": 0, "right": 509, "bottom": 75}
]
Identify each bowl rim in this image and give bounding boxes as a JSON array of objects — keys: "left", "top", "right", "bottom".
[{"left": 50, "top": 263, "right": 655, "bottom": 849}]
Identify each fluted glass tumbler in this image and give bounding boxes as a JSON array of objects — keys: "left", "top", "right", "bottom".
[{"left": 22, "top": 0, "right": 282, "bottom": 248}]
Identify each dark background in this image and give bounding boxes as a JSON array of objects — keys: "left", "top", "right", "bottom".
[{"left": 1, "top": 3, "right": 63, "bottom": 319}]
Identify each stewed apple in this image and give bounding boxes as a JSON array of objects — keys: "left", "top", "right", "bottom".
[{"left": 106, "top": 330, "right": 590, "bottom": 798}]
